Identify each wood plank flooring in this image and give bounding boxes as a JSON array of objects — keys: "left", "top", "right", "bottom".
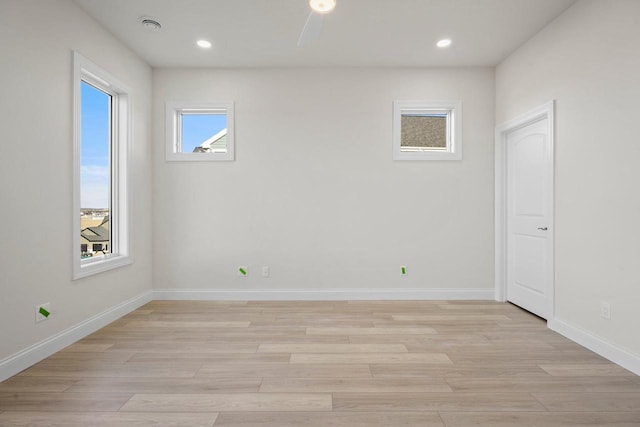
[{"left": 1, "top": 300, "right": 639, "bottom": 426}]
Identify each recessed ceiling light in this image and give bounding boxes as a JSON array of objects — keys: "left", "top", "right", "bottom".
[
  {"left": 196, "top": 39, "right": 212, "bottom": 49},
  {"left": 140, "top": 17, "right": 161, "bottom": 31},
  {"left": 437, "top": 39, "right": 452, "bottom": 48},
  {"left": 309, "top": 0, "right": 336, "bottom": 14}
]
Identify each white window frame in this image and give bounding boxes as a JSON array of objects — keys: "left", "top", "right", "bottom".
[
  {"left": 73, "top": 51, "right": 132, "bottom": 279},
  {"left": 393, "top": 100, "right": 462, "bottom": 160},
  {"left": 166, "top": 101, "right": 235, "bottom": 161}
]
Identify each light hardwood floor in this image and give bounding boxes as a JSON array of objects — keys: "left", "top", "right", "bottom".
[{"left": 1, "top": 300, "right": 640, "bottom": 426}]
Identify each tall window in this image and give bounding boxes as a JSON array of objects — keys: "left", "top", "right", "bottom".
[
  {"left": 80, "top": 81, "right": 112, "bottom": 257},
  {"left": 73, "top": 52, "right": 131, "bottom": 279}
]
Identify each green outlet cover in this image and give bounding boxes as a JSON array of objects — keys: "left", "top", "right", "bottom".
[
  {"left": 39, "top": 307, "right": 50, "bottom": 317},
  {"left": 239, "top": 268, "right": 247, "bottom": 275}
]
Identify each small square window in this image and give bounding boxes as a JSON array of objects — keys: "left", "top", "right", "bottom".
[
  {"left": 393, "top": 101, "right": 462, "bottom": 160},
  {"left": 166, "top": 102, "right": 234, "bottom": 161}
]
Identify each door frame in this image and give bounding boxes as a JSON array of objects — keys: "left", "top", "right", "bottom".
[{"left": 494, "top": 101, "right": 555, "bottom": 318}]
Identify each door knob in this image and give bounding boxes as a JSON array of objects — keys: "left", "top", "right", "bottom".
[{"left": 538, "top": 227, "right": 548, "bottom": 231}]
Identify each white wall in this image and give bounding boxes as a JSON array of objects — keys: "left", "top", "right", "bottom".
[
  {"left": 0, "top": 0, "right": 153, "bottom": 365},
  {"left": 496, "top": 0, "right": 640, "bottom": 356},
  {"left": 153, "top": 68, "right": 495, "bottom": 297}
]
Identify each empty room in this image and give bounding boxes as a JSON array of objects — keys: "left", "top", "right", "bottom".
[{"left": 1, "top": 0, "right": 640, "bottom": 425}]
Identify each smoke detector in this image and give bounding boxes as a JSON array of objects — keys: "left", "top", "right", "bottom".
[{"left": 141, "top": 17, "right": 162, "bottom": 31}]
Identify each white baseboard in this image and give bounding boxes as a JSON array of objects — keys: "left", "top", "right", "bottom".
[
  {"left": 153, "top": 288, "right": 495, "bottom": 301},
  {"left": 0, "top": 291, "right": 153, "bottom": 382},
  {"left": 548, "top": 317, "right": 640, "bottom": 376}
]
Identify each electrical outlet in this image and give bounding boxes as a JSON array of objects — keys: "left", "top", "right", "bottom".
[
  {"left": 35, "top": 303, "right": 51, "bottom": 323},
  {"left": 238, "top": 266, "right": 248, "bottom": 277},
  {"left": 400, "top": 266, "right": 407, "bottom": 276},
  {"left": 262, "top": 266, "right": 270, "bottom": 278},
  {"left": 600, "top": 301, "right": 611, "bottom": 320}
]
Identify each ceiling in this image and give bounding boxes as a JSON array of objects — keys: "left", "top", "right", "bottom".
[{"left": 73, "top": 0, "right": 577, "bottom": 68}]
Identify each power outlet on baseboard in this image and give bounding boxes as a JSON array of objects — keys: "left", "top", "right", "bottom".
[{"left": 600, "top": 301, "right": 611, "bottom": 320}]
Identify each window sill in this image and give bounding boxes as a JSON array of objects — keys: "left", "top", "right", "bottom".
[
  {"left": 393, "top": 150, "right": 462, "bottom": 161},
  {"left": 166, "top": 152, "right": 234, "bottom": 162},
  {"left": 73, "top": 254, "right": 132, "bottom": 280}
]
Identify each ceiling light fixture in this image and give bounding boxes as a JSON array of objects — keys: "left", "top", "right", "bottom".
[
  {"left": 140, "top": 17, "right": 161, "bottom": 31},
  {"left": 196, "top": 39, "right": 212, "bottom": 49},
  {"left": 309, "top": 0, "right": 336, "bottom": 14},
  {"left": 437, "top": 39, "right": 452, "bottom": 48}
]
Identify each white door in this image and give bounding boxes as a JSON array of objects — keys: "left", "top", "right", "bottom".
[{"left": 506, "top": 117, "right": 553, "bottom": 319}]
